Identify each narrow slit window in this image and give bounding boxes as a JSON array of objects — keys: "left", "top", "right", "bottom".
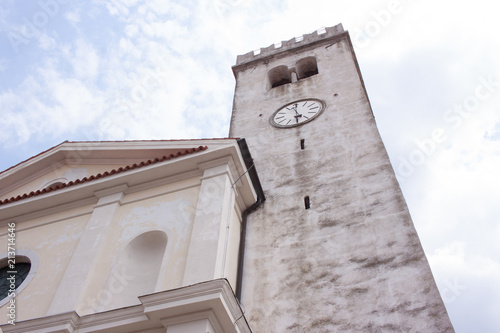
[
  {"left": 304, "top": 196, "right": 310, "bottom": 209},
  {"left": 300, "top": 139, "right": 305, "bottom": 150}
]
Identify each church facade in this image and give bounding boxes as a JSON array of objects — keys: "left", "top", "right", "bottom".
[{"left": 0, "top": 24, "right": 454, "bottom": 332}]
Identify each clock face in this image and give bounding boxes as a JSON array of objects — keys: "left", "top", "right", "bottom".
[{"left": 270, "top": 99, "right": 325, "bottom": 128}]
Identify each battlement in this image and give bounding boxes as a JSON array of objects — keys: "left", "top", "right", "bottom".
[{"left": 235, "top": 23, "right": 345, "bottom": 66}]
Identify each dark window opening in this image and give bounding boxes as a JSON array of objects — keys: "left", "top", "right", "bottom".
[
  {"left": 0, "top": 262, "right": 31, "bottom": 301},
  {"left": 268, "top": 65, "right": 291, "bottom": 88},
  {"left": 304, "top": 196, "right": 310, "bottom": 209},
  {"left": 296, "top": 56, "right": 318, "bottom": 79},
  {"left": 300, "top": 139, "right": 305, "bottom": 150}
]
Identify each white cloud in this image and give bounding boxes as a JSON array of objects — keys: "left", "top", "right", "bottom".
[
  {"left": 124, "top": 24, "right": 138, "bottom": 37},
  {"left": 430, "top": 241, "right": 500, "bottom": 279},
  {"left": 70, "top": 39, "right": 100, "bottom": 80},
  {"left": 64, "top": 10, "right": 81, "bottom": 24},
  {"left": 38, "top": 33, "right": 57, "bottom": 50}
]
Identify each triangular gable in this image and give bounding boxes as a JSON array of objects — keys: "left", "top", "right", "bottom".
[{"left": 0, "top": 139, "right": 236, "bottom": 205}]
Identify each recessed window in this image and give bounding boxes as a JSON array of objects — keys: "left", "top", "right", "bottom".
[
  {"left": 0, "top": 258, "right": 31, "bottom": 302},
  {"left": 296, "top": 56, "right": 318, "bottom": 79},
  {"left": 304, "top": 196, "right": 311, "bottom": 209},
  {"left": 0, "top": 252, "right": 38, "bottom": 307},
  {"left": 268, "top": 57, "right": 319, "bottom": 89},
  {"left": 268, "top": 65, "right": 291, "bottom": 88}
]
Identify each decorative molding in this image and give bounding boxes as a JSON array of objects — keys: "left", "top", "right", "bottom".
[
  {"left": 198, "top": 156, "right": 246, "bottom": 192},
  {"left": 77, "top": 306, "right": 148, "bottom": 332},
  {"left": 160, "top": 310, "right": 223, "bottom": 331},
  {"left": 0, "top": 279, "right": 251, "bottom": 333},
  {"left": 93, "top": 184, "right": 128, "bottom": 199},
  {"left": 121, "top": 182, "right": 201, "bottom": 206},
  {"left": 0, "top": 311, "right": 80, "bottom": 333},
  {"left": 0, "top": 197, "right": 96, "bottom": 230},
  {"left": 93, "top": 184, "right": 128, "bottom": 208},
  {"left": 124, "top": 169, "right": 201, "bottom": 196},
  {"left": 140, "top": 279, "right": 250, "bottom": 332}
]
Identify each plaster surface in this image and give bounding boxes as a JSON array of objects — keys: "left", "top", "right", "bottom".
[{"left": 230, "top": 31, "right": 454, "bottom": 332}]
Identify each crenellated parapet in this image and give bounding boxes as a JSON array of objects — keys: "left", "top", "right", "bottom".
[{"left": 235, "top": 23, "right": 345, "bottom": 66}]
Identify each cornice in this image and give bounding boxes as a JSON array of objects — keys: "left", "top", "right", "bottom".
[
  {"left": 0, "top": 279, "right": 251, "bottom": 333},
  {"left": 1, "top": 311, "right": 80, "bottom": 333}
]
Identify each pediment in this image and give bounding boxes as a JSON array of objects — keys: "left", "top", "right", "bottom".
[
  {"left": 0, "top": 140, "right": 230, "bottom": 204},
  {"left": 0, "top": 139, "right": 262, "bottom": 225}
]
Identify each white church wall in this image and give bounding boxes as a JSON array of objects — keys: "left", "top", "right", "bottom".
[
  {"left": 0, "top": 205, "right": 92, "bottom": 321},
  {"left": 79, "top": 181, "right": 201, "bottom": 315}
]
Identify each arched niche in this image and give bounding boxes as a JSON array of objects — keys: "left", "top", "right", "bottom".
[
  {"left": 296, "top": 56, "right": 318, "bottom": 79},
  {"left": 268, "top": 65, "right": 291, "bottom": 88},
  {"left": 39, "top": 178, "right": 69, "bottom": 191},
  {"left": 99, "top": 230, "right": 168, "bottom": 311}
]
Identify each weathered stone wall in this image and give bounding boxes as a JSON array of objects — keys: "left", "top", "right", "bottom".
[{"left": 230, "top": 30, "right": 454, "bottom": 332}]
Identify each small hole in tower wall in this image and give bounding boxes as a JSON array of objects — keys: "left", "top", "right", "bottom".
[
  {"left": 304, "top": 196, "right": 310, "bottom": 209},
  {"left": 300, "top": 139, "right": 305, "bottom": 150}
]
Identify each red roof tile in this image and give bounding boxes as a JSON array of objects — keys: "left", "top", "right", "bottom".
[{"left": 0, "top": 146, "right": 208, "bottom": 206}]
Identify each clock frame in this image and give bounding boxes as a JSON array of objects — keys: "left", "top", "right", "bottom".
[{"left": 269, "top": 98, "right": 325, "bottom": 128}]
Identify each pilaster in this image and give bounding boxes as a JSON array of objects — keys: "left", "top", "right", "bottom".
[
  {"left": 182, "top": 158, "right": 237, "bottom": 286},
  {"left": 47, "top": 185, "right": 127, "bottom": 315}
]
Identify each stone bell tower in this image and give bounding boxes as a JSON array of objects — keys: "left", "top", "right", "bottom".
[{"left": 230, "top": 24, "right": 454, "bottom": 332}]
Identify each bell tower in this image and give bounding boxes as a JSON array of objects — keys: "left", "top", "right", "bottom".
[{"left": 230, "top": 24, "right": 454, "bottom": 332}]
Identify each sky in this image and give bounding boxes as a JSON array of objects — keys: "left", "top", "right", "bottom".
[{"left": 0, "top": 0, "right": 499, "bottom": 331}]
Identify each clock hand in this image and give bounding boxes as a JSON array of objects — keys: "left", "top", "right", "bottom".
[{"left": 292, "top": 104, "right": 302, "bottom": 122}]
